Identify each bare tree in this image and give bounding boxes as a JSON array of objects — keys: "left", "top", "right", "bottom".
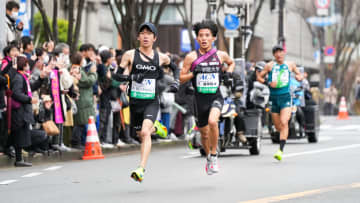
[
  {"left": 108, "top": 0, "right": 169, "bottom": 50},
  {"left": 52, "top": 0, "right": 58, "bottom": 43},
  {"left": 175, "top": 0, "right": 196, "bottom": 50},
  {"left": 294, "top": 0, "right": 360, "bottom": 99},
  {"left": 33, "top": 0, "right": 85, "bottom": 54},
  {"left": 33, "top": 0, "right": 54, "bottom": 41},
  {"left": 72, "top": 0, "right": 85, "bottom": 54},
  {"left": 67, "top": 0, "right": 75, "bottom": 49}
]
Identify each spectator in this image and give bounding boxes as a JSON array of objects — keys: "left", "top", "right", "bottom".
[
  {"left": 323, "top": 84, "right": 338, "bottom": 115},
  {"left": 302, "top": 72, "right": 310, "bottom": 91},
  {"left": 43, "top": 41, "right": 55, "bottom": 56},
  {"left": 1, "top": 44, "right": 19, "bottom": 71},
  {"left": 37, "top": 43, "right": 73, "bottom": 152},
  {"left": 98, "top": 50, "right": 116, "bottom": 147},
  {"left": 71, "top": 56, "right": 97, "bottom": 149},
  {"left": 8, "top": 56, "right": 46, "bottom": 167},
  {"left": 354, "top": 78, "right": 360, "bottom": 114},
  {"left": 5, "top": 1, "right": 23, "bottom": 45},
  {"left": 54, "top": 43, "right": 71, "bottom": 68},
  {"left": 21, "top": 36, "right": 34, "bottom": 61}
]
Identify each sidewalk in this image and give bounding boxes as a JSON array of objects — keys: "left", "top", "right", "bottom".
[{"left": 0, "top": 139, "right": 186, "bottom": 168}]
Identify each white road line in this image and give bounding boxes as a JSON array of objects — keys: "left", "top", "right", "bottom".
[
  {"left": 320, "top": 124, "right": 332, "bottom": 130},
  {"left": 21, "top": 172, "right": 43, "bottom": 178},
  {"left": 181, "top": 153, "right": 201, "bottom": 159},
  {"left": 43, "top": 166, "right": 63, "bottom": 171},
  {"left": 0, "top": 180, "right": 18, "bottom": 185},
  {"left": 335, "top": 125, "right": 360, "bottom": 131},
  {"left": 284, "top": 144, "right": 360, "bottom": 158},
  {"left": 319, "top": 136, "right": 333, "bottom": 142}
]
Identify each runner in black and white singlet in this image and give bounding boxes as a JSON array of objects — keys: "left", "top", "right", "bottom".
[
  {"left": 180, "top": 20, "right": 235, "bottom": 175},
  {"left": 113, "top": 22, "right": 180, "bottom": 182}
]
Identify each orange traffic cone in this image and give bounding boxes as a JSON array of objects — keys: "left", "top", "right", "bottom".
[
  {"left": 82, "top": 116, "right": 105, "bottom": 160},
  {"left": 337, "top": 96, "right": 349, "bottom": 120}
]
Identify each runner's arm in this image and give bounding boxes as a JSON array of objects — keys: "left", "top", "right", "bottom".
[
  {"left": 180, "top": 53, "right": 195, "bottom": 84},
  {"left": 161, "top": 53, "right": 180, "bottom": 82},
  {"left": 112, "top": 51, "right": 132, "bottom": 82},
  {"left": 221, "top": 51, "right": 235, "bottom": 73},
  {"left": 291, "top": 62, "right": 303, "bottom": 82},
  {"left": 257, "top": 63, "right": 271, "bottom": 83}
]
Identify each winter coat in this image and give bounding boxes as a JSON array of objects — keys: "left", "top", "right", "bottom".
[
  {"left": 97, "top": 64, "right": 121, "bottom": 109},
  {"left": 11, "top": 71, "right": 43, "bottom": 147},
  {"left": 73, "top": 68, "right": 97, "bottom": 125},
  {"left": 5, "top": 15, "right": 22, "bottom": 45}
]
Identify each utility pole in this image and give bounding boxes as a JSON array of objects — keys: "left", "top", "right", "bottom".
[
  {"left": 0, "top": 1, "right": 6, "bottom": 56},
  {"left": 278, "top": 0, "right": 285, "bottom": 47},
  {"left": 319, "top": 27, "right": 325, "bottom": 114}
]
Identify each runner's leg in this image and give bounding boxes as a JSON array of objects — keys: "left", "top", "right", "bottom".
[
  {"left": 279, "top": 107, "right": 291, "bottom": 141},
  {"left": 208, "top": 107, "right": 221, "bottom": 155},
  {"left": 271, "top": 113, "right": 281, "bottom": 132},
  {"left": 199, "top": 126, "right": 210, "bottom": 155},
  {"left": 139, "top": 119, "right": 154, "bottom": 168}
]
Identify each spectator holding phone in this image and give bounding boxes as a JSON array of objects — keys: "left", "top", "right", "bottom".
[{"left": 5, "top": 1, "right": 23, "bottom": 45}]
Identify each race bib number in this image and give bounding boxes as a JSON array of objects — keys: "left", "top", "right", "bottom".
[
  {"left": 130, "top": 79, "right": 156, "bottom": 99},
  {"left": 196, "top": 73, "right": 219, "bottom": 94},
  {"left": 272, "top": 66, "right": 289, "bottom": 88}
]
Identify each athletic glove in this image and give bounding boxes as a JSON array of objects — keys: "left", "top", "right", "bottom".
[
  {"left": 130, "top": 73, "right": 145, "bottom": 83},
  {"left": 168, "top": 80, "right": 180, "bottom": 93},
  {"left": 223, "top": 72, "right": 233, "bottom": 87}
]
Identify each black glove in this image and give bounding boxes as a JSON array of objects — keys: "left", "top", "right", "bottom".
[
  {"left": 223, "top": 72, "right": 233, "bottom": 86},
  {"left": 130, "top": 74, "right": 145, "bottom": 83},
  {"left": 168, "top": 80, "right": 180, "bottom": 93}
]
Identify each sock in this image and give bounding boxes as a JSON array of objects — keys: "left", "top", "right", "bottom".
[
  {"left": 210, "top": 153, "right": 217, "bottom": 157},
  {"left": 15, "top": 147, "right": 22, "bottom": 162},
  {"left": 279, "top": 140, "right": 286, "bottom": 152}
]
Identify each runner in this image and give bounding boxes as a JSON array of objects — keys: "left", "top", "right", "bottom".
[
  {"left": 113, "top": 22, "right": 179, "bottom": 182},
  {"left": 180, "top": 20, "right": 234, "bottom": 175},
  {"left": 257, "top": 45, "right": 303, "bottom": 161}
]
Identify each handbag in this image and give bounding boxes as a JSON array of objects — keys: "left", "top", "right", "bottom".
[{"left": 42, "top": 120, "right": 60, "bottom": 136}]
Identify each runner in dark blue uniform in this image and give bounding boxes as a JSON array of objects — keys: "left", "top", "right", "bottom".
[{"left": 180, "top": 20, "right": 234, "bottom": 175}]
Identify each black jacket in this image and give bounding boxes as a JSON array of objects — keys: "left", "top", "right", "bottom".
[{"left": 11, "top": 71, "right": 44, "bottom": 129}]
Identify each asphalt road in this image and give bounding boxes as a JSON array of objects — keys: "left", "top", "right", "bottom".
[{"left": 1, "top": 116, "right": 360, "bottom": 203}]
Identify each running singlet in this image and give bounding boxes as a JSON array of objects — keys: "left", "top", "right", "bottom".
[
  {"left": 268, "top": 62, "right": 291, "bottom": 95},
  {"left": 129, "top": 49, "right": 161, "bottom": 102},
  {"left": 192, "top": 49, "right": 222, "bottom": 96}
]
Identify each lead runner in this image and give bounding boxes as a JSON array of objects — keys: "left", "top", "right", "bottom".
[
  {"left": 113, "top": 22, "right": 180, "bottom": 182},
  {"left": 180, "top": 20, "right": 235, "bottom": 175}
]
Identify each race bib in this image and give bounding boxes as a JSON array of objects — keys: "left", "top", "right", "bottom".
[
  {"left": 196, "top": 73, "right": 219, "bottom": 94},
  {"left": 130, "top": 79, "right": 156, "bottom": 99},
  {"left": 272, "top": 66, "right": 289, "bottom": 88}
]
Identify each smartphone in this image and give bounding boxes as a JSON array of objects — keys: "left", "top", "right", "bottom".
[{"left": 13, "top": 57, "right": 17, "bottom": 68}]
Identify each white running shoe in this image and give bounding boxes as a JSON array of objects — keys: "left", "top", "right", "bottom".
[
  {"left": 208, "top": 155, "right": 219, "bottom": 174},
  {"left": 116, "top": 140, "right": 127, "bottom": 147},
  {"left": 205, "top": 156, "right": 213, "bottom": 175}
]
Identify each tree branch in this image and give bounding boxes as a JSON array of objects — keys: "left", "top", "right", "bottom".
[
  {"left": 67, "top": 0, "right": 75, "bottom": 47},
  {"left": 52, "top": 0, "right": 58, "bottom": 43},
  {"left": 33, "top": 0, "right": 53, "bottom": 41},
  {"left": 153, "top": 0, "right": 168, "bottom": 26},
  {"left": 72, "top": 0, "right": 85, "bottom": 55}
]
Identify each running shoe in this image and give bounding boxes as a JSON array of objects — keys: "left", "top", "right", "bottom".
[
  {"left": 209, "top": 155, "right": 219, "bottom": 174},
  {"left": 154, "top": 120, "right": 168, "bottom": 139},
  {"left": 274, "top": 150, "right": 283, "bottom": 161},
  {"left": 131, "top": 167, "right": 145, "bottom": 182},
  {"left": 205, "top": 156, "right": 213, "bottom": 175},
  {"left": 206, "top": 155, "right": 219, "bottom": 175}
]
